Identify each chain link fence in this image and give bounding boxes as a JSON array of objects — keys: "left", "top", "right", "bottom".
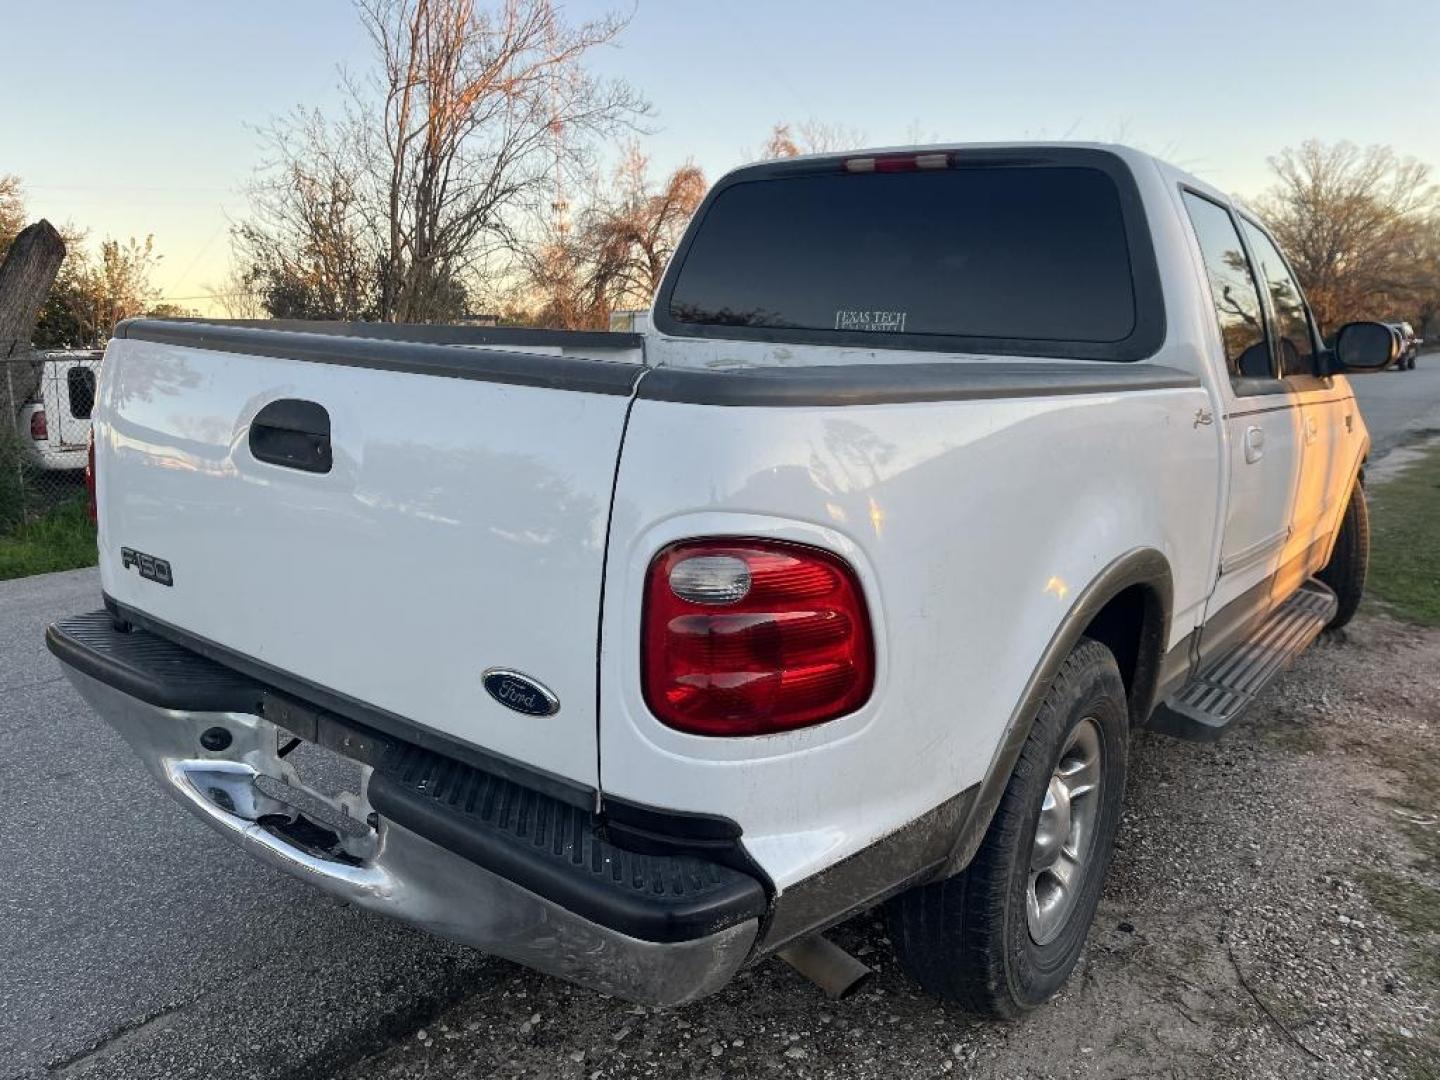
[{"left": 1, "top": 351, "right": 101, "bottom": 575}]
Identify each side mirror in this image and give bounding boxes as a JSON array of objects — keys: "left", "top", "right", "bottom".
[{"left": 1332, "top": 321, "right": 1398, "bottom": 372}]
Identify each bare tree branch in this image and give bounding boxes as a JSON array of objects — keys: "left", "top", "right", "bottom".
[
  {"left": 1253, "top": 140, "right": 1438, "bottom": 332},
  {"left": 235, "top": 0, "right": 647, "bottom": 323},
  {"left": 512, "top": 148, "right": 704, "bottom": 328},
  {"left": 755, "top": 119, "right": 866, "bottom": 161}
]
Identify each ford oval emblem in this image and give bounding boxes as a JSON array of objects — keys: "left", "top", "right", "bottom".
[{"left": 482, "top": 669, "right": 560, "bottom": 717}]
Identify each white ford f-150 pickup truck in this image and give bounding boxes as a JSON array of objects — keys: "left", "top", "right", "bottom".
[{"left": 49, "top": 144, "right": 1400, "bottom": 1016}]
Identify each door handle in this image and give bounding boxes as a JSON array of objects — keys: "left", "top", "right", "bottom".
[
  {"left": 1305, "top": 415, "right": 1319, "bottom": 444},
  {"left": 249, "top": 399, "right": 332, "bottom": 474},
  {"left": 1243, "top": 425, "right": 1265, "bottom": 464}
]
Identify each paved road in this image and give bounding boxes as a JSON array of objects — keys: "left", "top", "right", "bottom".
[
  {"left": 0, "top": 570, "right": 493, "bottom": 1079},
  {"left": 4, "top": 354, "right": 1439, "bottom": 1080},
  {"left": 1350, "top": 350, "right": 1440, "bottom": 456}
]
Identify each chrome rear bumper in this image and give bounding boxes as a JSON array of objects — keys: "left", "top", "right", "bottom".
[{"left": 60, "top": 666, "right": 757, "bottom": 1005}]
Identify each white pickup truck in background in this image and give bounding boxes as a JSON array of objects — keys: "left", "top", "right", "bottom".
[
  {"left": 48, "top": 144, "right": 1399, "bottom": 1015},
  {"left": 17, "top": 350, "right": 100, "bottom": 470}
]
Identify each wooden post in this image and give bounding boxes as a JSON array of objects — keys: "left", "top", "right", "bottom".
[{"left": 0, "top": 219, "right": 67, "bottom": 426}]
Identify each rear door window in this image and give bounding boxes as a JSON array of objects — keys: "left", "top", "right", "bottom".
[
  {"left": 1182, "top": 192, "right": 1271, "bottom": 380},
  {"left": 660, "top": 157, "right": 1157, "bottom": 359},
  {"left": 1240, "top": 223, "right": 1319, "bottom": 378}
]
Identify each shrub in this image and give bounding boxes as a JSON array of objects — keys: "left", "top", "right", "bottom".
[{"left": 0, "top": 422, "right": 27, "bottom": 532}]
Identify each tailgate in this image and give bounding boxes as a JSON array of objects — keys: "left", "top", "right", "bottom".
[{"left": 94, "top": 322, "right": 642, "bottom": 789}]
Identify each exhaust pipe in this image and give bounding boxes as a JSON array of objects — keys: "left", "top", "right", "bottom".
[{"left": 776, "top": 934, "right": 873, "bottom": 999}]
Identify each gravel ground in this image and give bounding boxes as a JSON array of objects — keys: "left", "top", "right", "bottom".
[{"left": 329, "top": 613, "right": 1440, "bottom": 1080}]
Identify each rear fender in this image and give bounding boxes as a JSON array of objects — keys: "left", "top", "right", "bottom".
[{"left": 939, "top": 548, "right": 1172, "bottom": 877}]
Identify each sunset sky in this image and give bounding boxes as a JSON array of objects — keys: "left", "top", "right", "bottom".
[{"left": 6, "top": 0, "right": 1439, "bottom": 315}]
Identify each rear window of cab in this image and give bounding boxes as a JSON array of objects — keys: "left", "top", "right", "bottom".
[{"left": 656, "top": 150, "right": 1164, "bottom": 362}]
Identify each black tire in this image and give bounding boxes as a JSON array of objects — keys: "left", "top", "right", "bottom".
[
  {"left": 885, "top": 637, "right": 1128, "bottom": 1017},
  {"left": 1317, "top": 482, "right": 1370, "bottom": 630}
]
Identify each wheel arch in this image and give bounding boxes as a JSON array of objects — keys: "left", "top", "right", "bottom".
[
  {"left": 1081, "top": 578, "right": 1171, "bottom": 728},
  {"left": 1319, "top": 439, "right": 1370, "bottom": 570},
  {"left": 939, "top": 547, "right": 1173, "bottom": 876}
]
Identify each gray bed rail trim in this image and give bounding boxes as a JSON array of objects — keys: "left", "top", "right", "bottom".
[
  {"left": 637, "top": 362, "right": 1200, "bottom": 407},
  {"left": 115, "top": 319, "right": 645, "bottom": 396},
  {"left": 118, "top": 317, "right": 642, "bottom": 351}
]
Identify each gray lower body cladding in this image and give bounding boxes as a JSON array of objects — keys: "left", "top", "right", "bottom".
[{"left": 47, "top": 610, "right": 979, "bottom": 997}]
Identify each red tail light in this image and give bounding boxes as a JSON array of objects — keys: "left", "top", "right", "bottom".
[
  {"left": 85, "top": 429, "right": 97, "bottom": 524},
  {"left": 29, "top": 408, "right": 47, "bottom": 442},
  {"left": 642, "top": 539, "right": 874, "bottom": 736}
]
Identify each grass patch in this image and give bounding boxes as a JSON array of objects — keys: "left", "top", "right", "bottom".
[
  {"left": 1412, "top": 948, "right": 1440, "bottom": 989},
  {"left": 1359, "top": 743, "right": 1440, "bottom": 858},
  {"left": 0, "top": 423, "right": 29, "bottom": 532},
  {"left": 1397, "top": 820, "right": 1440, "bottom": 873},
  {"left": 1260, "top": 722, "right": 1329, "bottom": 755},
  {"left": 1368, "top": 443, "right": 1440, "bottom": 625},
  {"left": 1356, "top": 869, "right": 1440, "bottom": 934},
  {"left": 0, "top": 499, "right": 97, "bottom": 581},
  {"left": 1374, "top": 1029, "right": 1440, "bottom": 1080}
]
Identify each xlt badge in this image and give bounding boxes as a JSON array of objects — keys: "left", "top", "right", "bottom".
[
  {"left": 120, "top": 547, "right": 173, "bottom": 587},
  {"left": 482, "top": 669, "right": 559, "bottom": 717}
]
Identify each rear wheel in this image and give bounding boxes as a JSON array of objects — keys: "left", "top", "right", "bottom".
[
  {"left": 1317, "top": 482, "right": 1370, "bottom": 630},
  {"left": 886, "top": 637, "right": 1128, "bottom": 1017}
]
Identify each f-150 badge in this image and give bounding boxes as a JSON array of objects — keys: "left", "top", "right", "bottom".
[
  {"left": 121, "top": 546, "right": 173, "bottom": 587},
  {"left": 482, "top": 669, "right": 560, "bottom": 716}
]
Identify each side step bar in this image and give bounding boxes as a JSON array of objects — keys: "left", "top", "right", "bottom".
[{"left": 1150, "top": 579, "right": 1337, "bottom": 742}]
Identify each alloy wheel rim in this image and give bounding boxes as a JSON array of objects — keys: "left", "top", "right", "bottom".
[{"left": 1025, "top": 717, "right": 1103, "bottom": 946}]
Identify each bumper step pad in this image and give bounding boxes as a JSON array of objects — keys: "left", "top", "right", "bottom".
[
  {"left": 368, "top": 746, "right": 765, "bottom": 942},
  {"left": 1151, "top": 579, "right": 1337, "bottom": 742},
  {"left": 46, "top": 609, "right": 263, "bottom": 712}
]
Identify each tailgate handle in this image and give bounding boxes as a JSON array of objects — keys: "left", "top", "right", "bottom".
[{"left": 249, "top": 399, "right": 332, "bottom": 474}]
